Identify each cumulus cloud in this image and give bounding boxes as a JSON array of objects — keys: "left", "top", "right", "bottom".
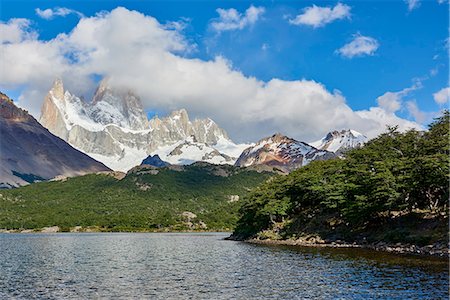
[
  {"left": 376, "top": 81, "right": 434, "bottom": 125},
  {"left": 406, "top": 101, "right": 429, "bottom": 123},
  {"left": 35, "top": 7, "right": 84, "bottom": 20},
  {"left": 356, "top": 107, "right": 422, "bottom": 137},
  {"left": 0, "top": 19, "right": 37, "bottom": 43},
  {"left": 210, "top": 5, "right": 265, "bottom": 32},
  {"left": 405, "top": 0, "right": 421, "bottom": 11},
  {"left": 377, "top": 92, "right": 402, "bottom": 113},
  {"left": 433, "top": 87, "right": 450, "bottom": 104},
  {"left": 376, "top": 80, "right": 422, "bottom": 113},
  {"left": 0, "top": 7, "right": 421, "bottom": 142},
  {"left": 289, "top": 3, "right": 351, "bottom": 28},
  {"left": 337, "top": 33, "right": 379, "bottom": 58}
]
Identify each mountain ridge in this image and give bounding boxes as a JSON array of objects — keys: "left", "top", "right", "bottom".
[
  {"left": 235, "top": 133, "right": 335, "bottom": 173},
  {"left": 0, "top": 92, "right": 110, "bottom": 188},
  {"left": 310, "top": 129, "right": 367, "bottom": 154},
  {"left": 39, "top": 79, "right": 368, "bottom": 173},
  {"left": 39, "top": 79, "right": 245, "bottom": 171}
]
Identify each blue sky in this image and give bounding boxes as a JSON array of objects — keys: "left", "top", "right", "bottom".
[{"left": 0, "top": 0, "right": 448, "bottom": 141}]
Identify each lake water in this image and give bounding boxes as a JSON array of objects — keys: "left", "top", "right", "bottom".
[{"left": 0, "top": 232, "right": 448, "bottom": 299}]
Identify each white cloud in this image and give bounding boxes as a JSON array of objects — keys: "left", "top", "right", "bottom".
[
  {"left": 433, "top": 87, "right": 450, "bottom": 104},
  {"left": 337, "top": 33, "right": 379, "bottom": 58},
  {"left": 289, "top": 3, "right": 351, "bottom": 28},
  {"left": 0, "top": 19, "right": 37, "bottom": 43},
  {"left": 35, "top": 7, "right": 84, "bottom": 20},
  {"left": 406, "top": 101, "right": 430, "bottom": 123},
  {"left": 210, "top": 5, "right": 265, "bottom": 32},
  {"left": 0, "top": 7, "right": 422, "bottom": 142},
  {"left": 377, "top": 92, "right": 402, "bottom": 113},
  {"left": 356, "top": 107, "right": 421, "bottom": 137},
  {"left": 406, "top": 0, "right": 421, "bottom": 11},
  {"left": 376, "top": 80, "right": 422, "bottom": 113},
  {"left": 376, "top": 81, "right": 435, "bottom": 125}
]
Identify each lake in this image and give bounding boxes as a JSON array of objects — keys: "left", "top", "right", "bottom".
[{"left": 0, "top": 232, "right": 448, "bottom": 299}]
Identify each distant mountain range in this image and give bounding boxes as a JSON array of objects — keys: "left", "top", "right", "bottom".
[
  {"left": 0, "top": 79, "right": 368, "bottom": 187},
  {"left": 310, "top": 129, "right": 367, "bottom": 155},
  {"left": 38, "top": 79, "right": 368, "bottom": 172},
  {"left": 40, "top": 79, "right": 248, "bottom": 171},
  {"left": 0, "top": 92, "right": 110, "bottom": 188},
  {"left": 235, "top": 133, "right": 336, "bottom": 173}
]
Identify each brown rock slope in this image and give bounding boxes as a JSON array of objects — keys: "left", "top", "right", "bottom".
[
  {"left": 235, "top": 133, "right": 335, "bottom": 173},
  {"left": 0, "top": 92, "right": 110, "bottom": 188}
]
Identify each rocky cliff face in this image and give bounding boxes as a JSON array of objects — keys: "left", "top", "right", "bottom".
[
  {"left": 148, "top": 109, "right": 230, "bottom": 151},
  {"left": 235, "top": 133, "right": 335, "bottom": 173},
  {"left": 141, "top": 154, "right": 170, "bottom": 168},
  {"left": 40, "top": 79, "right": 243, "bottom": 171},
  {"left": 91, "top": 79, "right": 149, "bottom": 130},
  {"left": 310, "top": 129, "right": 367, "bottom": 154},
  {"left": 0, "top": 92, "right": 110, "bottom": 188}
]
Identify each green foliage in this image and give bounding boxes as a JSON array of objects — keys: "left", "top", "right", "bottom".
[
  {"left": 234, "top": 111, "right": 450, "bottom": 240},
  {"left": 0, "top": 164, "right": 272, "bottom": 231}
]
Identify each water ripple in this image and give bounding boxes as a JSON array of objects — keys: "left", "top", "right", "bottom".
[{"left": 0, "top": 233, "right": 447, "bottom": 299}]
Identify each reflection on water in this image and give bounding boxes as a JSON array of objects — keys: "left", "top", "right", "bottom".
[{"left": 0, "top": 233, "right": 447, "bottom": 299}]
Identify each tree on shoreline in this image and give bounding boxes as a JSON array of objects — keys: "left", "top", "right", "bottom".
[{"left": 234, "top": 111, "right": 449, "bottom": 239}]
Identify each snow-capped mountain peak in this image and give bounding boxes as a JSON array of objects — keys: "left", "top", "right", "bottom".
[
  {"left": 235, "top": 133, "right": 335, "bottom": 173},
  {"left": 156, "top": 136, "right": 234, "bottom": 165},
  {"left": 39, "top": 78, "right": 247, "bottom": 171},
  {"left": 310, "top": 129, "right": 367, "bottom": 154},
  {"left": 91, "top": 78, "right": 149, "bottom": 131}
]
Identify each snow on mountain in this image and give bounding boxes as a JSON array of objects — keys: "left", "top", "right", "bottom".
[
  {"left": 40, "top": 79, "right": 246, "bottom": 171},
  {"left": 154, "top": 136, "right": 234, "bottom": 165},
  {"left": 147, "top": 109, "right": 231, "bottom": 151},
  {"left": 91, "top": 79, "right": 149, "bottom": 130},
  {"left": 235, "top": 133, "right": 335, "bottom": 173},
  {"left": 87, "top": 146, "right": 149, "bottom": 173},
  {"left": 214, "top": 136, "right": 254, "bottom": 158},
  {"left": 310, "top": 129, "right": 367, "bottom": 154}
]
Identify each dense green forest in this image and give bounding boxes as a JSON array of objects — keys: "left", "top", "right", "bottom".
[
  {"left": 0, "top": 163, "right": 272, "bottom": 231},
  {"left": 232, "top": 112, "right": 449, "bottom": 246}
]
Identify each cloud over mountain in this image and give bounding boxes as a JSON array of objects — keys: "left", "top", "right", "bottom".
[{"left": 0, "top": 7, "right": 421, "bottom": 142}]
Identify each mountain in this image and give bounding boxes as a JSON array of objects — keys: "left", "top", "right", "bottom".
[
  {"left": 310, "top": 129, "right": 367, "bottom": 154},
  {"left": 0, "top": 92, "right": 110, "bottom": 188},
  {"left": 91, "top": 79, "right": 149, "bottom": 130},
  {"left": 148, "top": 109, "right": 230, "bottom": 150},
  {"left": 152, "top": 136, "right": 235, "bottom": 165},
  {"left": 40, "top": 79, "right": 246, "bottom": 171},
  {"left": 235, "top": 133, "right": 335, "bottom": 173},
  {"left": 141, "top": 154, "right": 170, "bottom": 168},
  {"left": 0, "top": 163, "right": 274, "bottom": 231}
]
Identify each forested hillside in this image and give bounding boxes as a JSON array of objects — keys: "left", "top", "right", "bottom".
[
  {"left": 0, "top": 163, "right": 272, "bottom": 232},
  {"left": 232, "top": 112, "right": 449, "bottom": 248}
]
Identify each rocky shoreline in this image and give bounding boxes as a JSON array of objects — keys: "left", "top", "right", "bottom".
[
  {"left": 2, "top": 227, "right": 447, "bottom": 257},
  {"left": 242, "top": 237, "right": 449, "bottom": 258}
]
